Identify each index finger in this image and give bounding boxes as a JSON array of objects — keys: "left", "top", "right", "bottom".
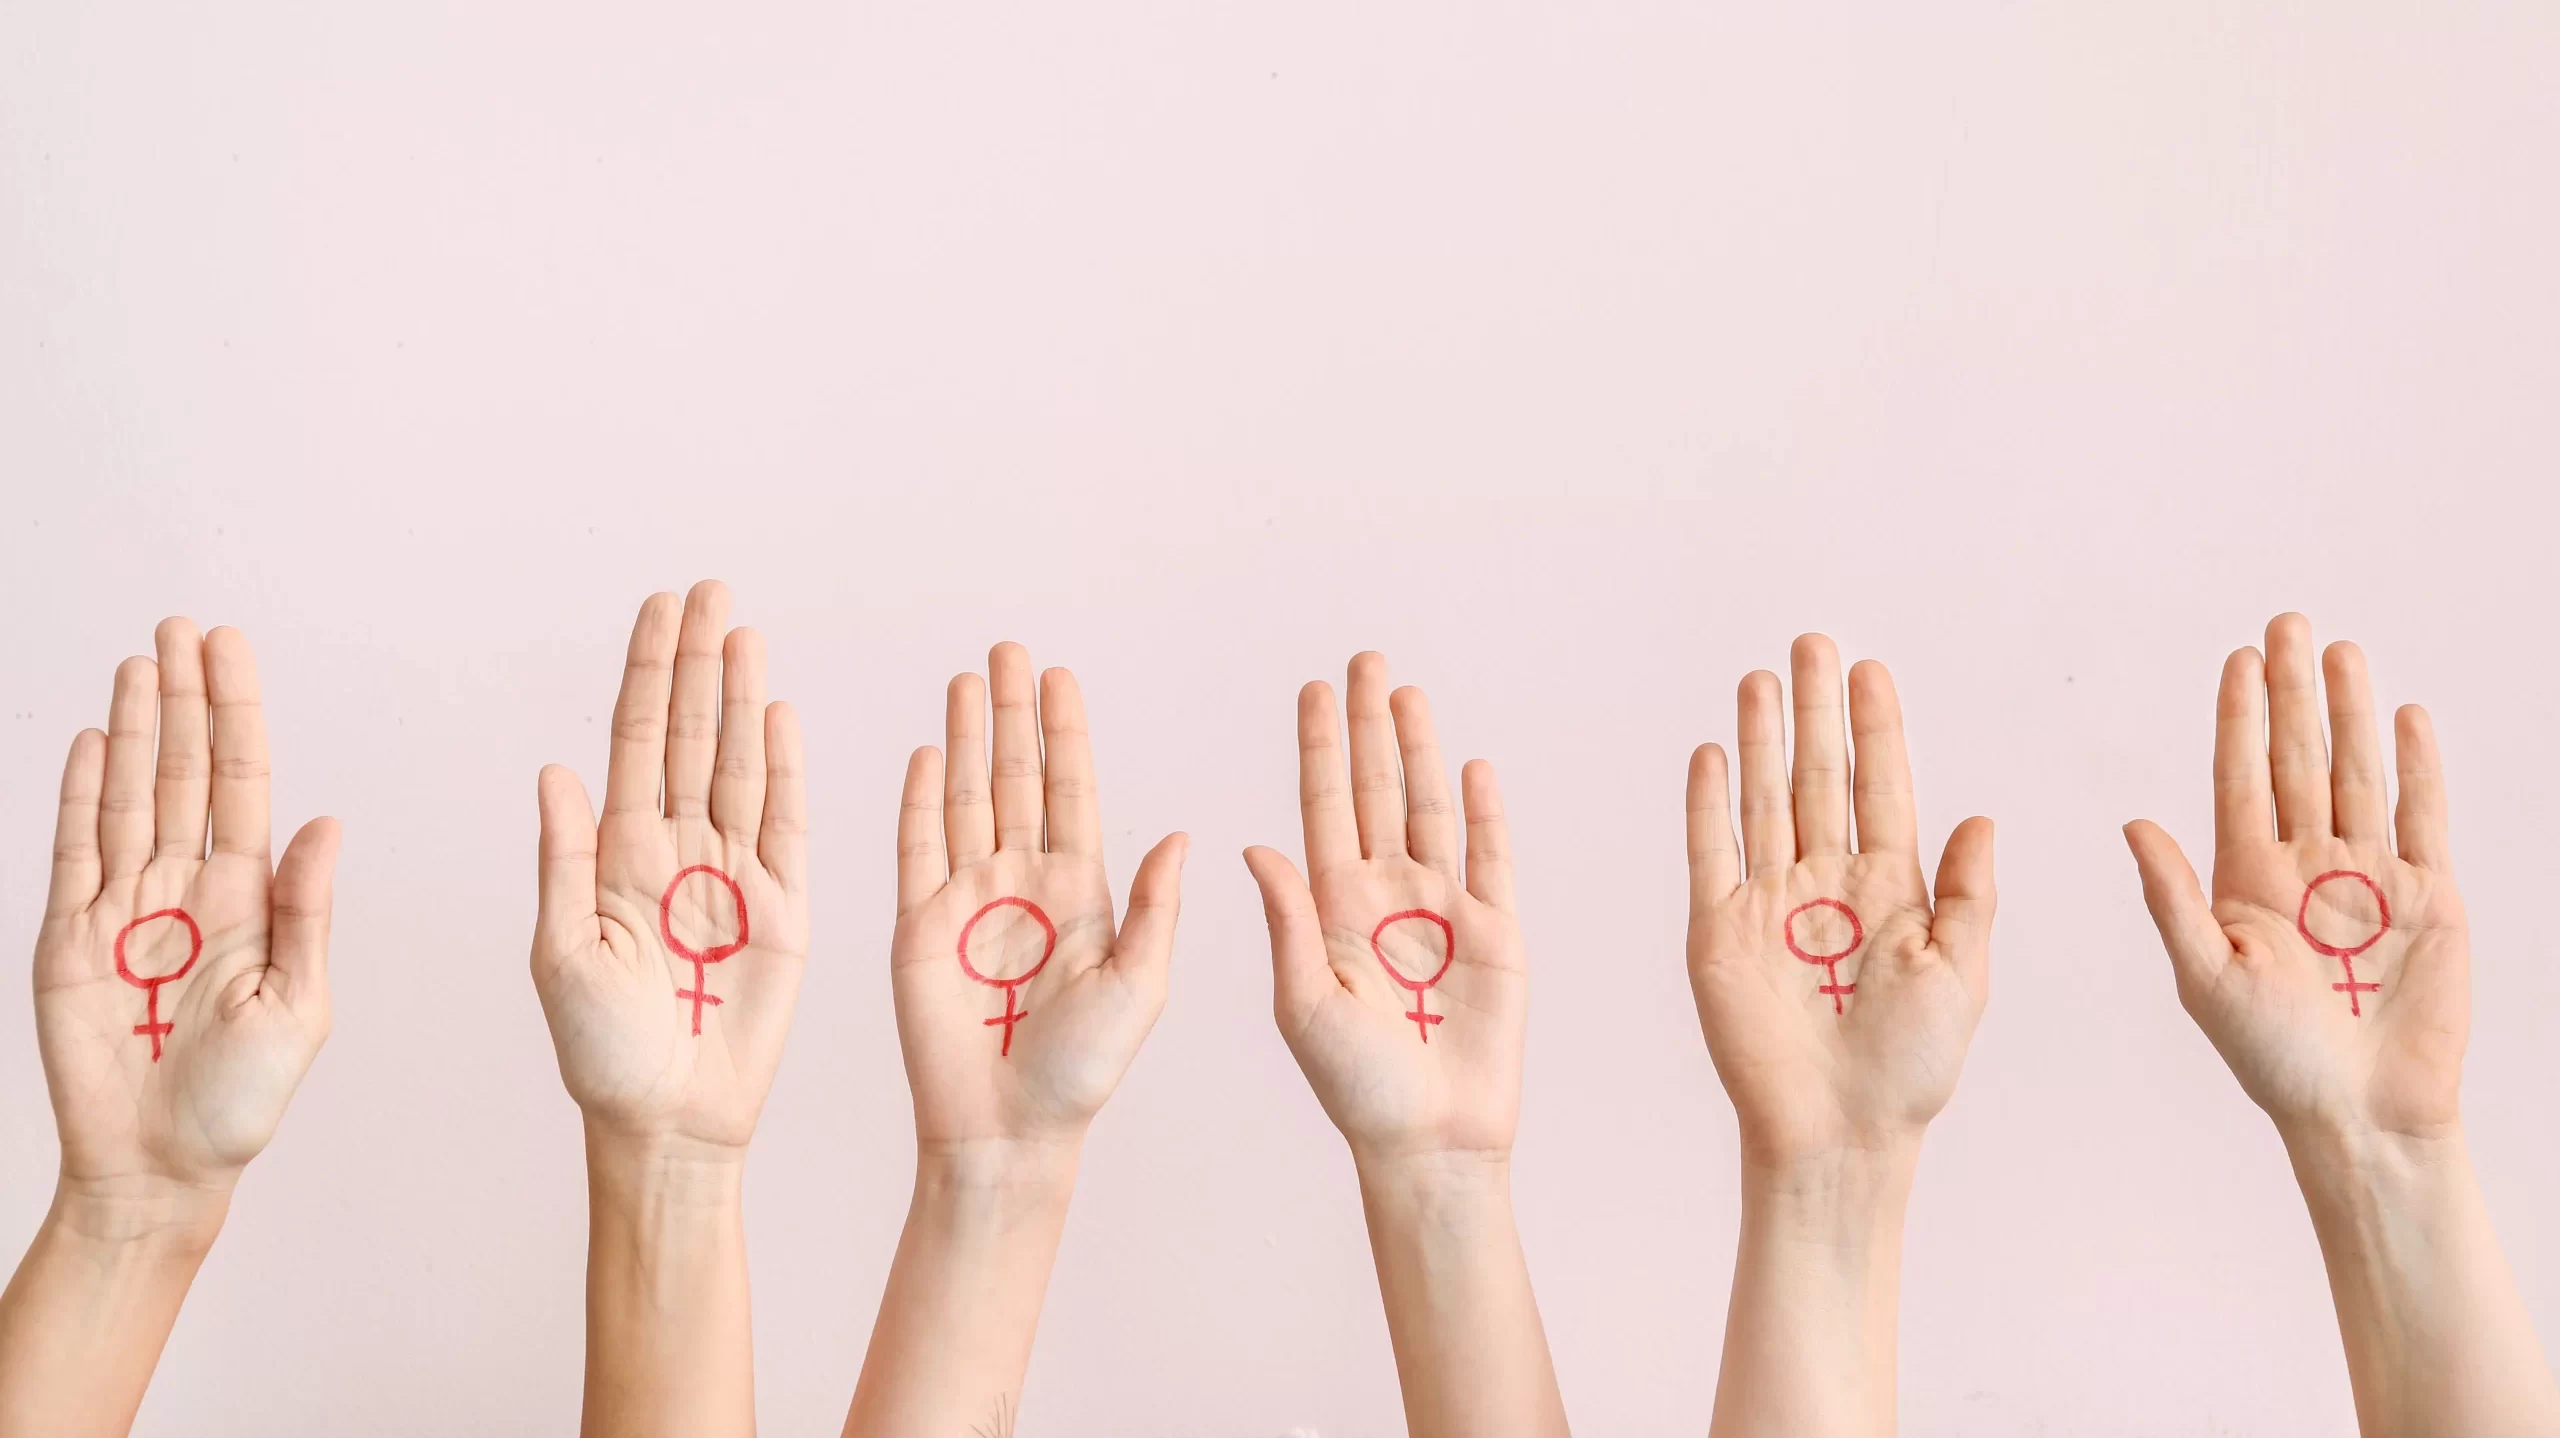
[
  {"left": 603, "top": 593, "right": 681, "bottom": 817},
  {"left": 205, "top": 627, "right": 271, "bottom": 861}
]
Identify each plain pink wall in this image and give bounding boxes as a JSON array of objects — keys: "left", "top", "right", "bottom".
[{"left": 5, "top": 4, "right": 2558, "bottom": 1434}]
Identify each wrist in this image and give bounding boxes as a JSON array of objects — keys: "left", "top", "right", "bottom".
[
  {"left": 1738, "top": 1140, "right": 1920, "bottom": 1259},
  {"left": 583, "top": 1127, "right": 748, "bottom": 1214},
  {"left": 45, "top": 1171, "right": 234, "bottom": 1258},
  {"left": 911, "top": 1135, "right": 1082, "bottom": 1217}
]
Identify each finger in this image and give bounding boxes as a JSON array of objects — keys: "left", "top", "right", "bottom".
[
  {"left": 2124, "top": 820, "right": 2233, "bottom": 988},
  {"left": 944, "top": 672, "right": 994, "bottom": 868},
  {"left": 1848, "top": 659, "right": 1918, "bottom": 856},
  {"left": 896, "top": 746, "right": 947, "bottom": 916},
  {"left": 1928, "top": 816, "right": 1996, "bottom": 992},
  {"left": 152, "top": 618, "right": 211, "bottom": 860},
  {"left": 1736, "top": 670, "right": 1795, "bottom": 877},
  {"left": 1391, "top": 686, "right": 1459, "bottom": 880},
  {"left": 47, "top": 730, "right": 107, "bottom": 919},
  {"left": 267, "top": 816, "right": 340, "bottom": 1019},
  {"left": 2264, "top": 614, "right": 2331, "bottom": 842},
  {"left": 1790, "top": 635, "right": 1851, "bottom": 857},
  {"left": 100, "top": 655, "right": 159, "bottom": 879},
  {"left": 535, "top": 765, "right": 602, "bottom": 961},
  {"left": 757, "top": 702, "right": 808, "bottom": 896},
  {"left": 2393, "top": 705, "right": 2452, "bottom": 871},
  {"left": 1244, "top": 845, "right": 1335, "bottom": 1029},
  {"left": 2212, "top": 647, "right": 2275, "bottom": 852},
  {"left": 1686, "top": 743, "right": 1740, "bottom": 914},
  {"left": 663, "top": 580, "right": 732, "bottom": 820},
  {"left": 604, "top": 593, "right": 681, "bottom": 817},
  {"left": 1461, "top": 759, "right": 1514, "bottom": 912},
  {"left": 204, "top": 627, "right": 272, "bottom": 861},
  {"left": 1345, "top": 652, "right": 1406, "bottom": 860},
  {"left": 987, "top": 643, "right": 1044, "bottom": 851},
  {"left": 1040, "top": 668, "right": 1102, "bottom": 857},
  {"left": 1105, "top": 832, "right": 1190, "bottom": 993},
  {"left": 710, "top": 627, "right": 768, "bottom": 849},
  {"left": 1297, "top": 681, "right": 1359, "bottom": 876},
  {"left": 2323, "top": 642, "right": 2388, "bottom": 846}
]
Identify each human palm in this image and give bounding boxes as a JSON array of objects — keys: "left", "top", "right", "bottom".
[
  {"left": 532, "top": 583, "right": 808, "bottom": 1149},
  {"left": 889, "top": 644, "right": 1187, "bottom": 1148},
  {"left": 1684, "top": 637, "right": 1995, "bottom": 1165},
  {"left": 2127, "top": 614, "right": 2467, "bottom": 1139},
  {"left": 1246, "top": 653, "right": 1527, "bottom": 1163},
  {"left": 33, "top": 620, "right": 338, "bottom": 1188}
]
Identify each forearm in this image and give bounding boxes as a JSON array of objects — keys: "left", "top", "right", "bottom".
[
  {"left": 0, "top": 1175, "right": 230, "bottom": 1438},
  {"left": 1709, "top": 1142, "right": 1917, "bottom": 1438},
  {"left": 2284, "top": 1123, "right": 2560, "bottom": 1437},
  {"left": 1355, "top": 1151, "right": 1568, "bottom": 1438},
  {"left": 581, "top": 1131, "right": 754, "bottom": 1438},
  {"left": 843, "top": 1139, "right": 1080, "bottom": 1438}
]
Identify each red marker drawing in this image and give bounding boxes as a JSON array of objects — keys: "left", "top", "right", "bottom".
[
  {"left": 1371, "top": 909, "right": 1455, "bottom": 1042},
  {"left": 660, "top": 865, "right": 749, "bottom": 1036},
  {"left": 958, "top": 897, "right": 1056, "bottom": 1057},
  {"left": 1785, "top": 898, "right": 1864, "bottom": 1014},
  {"left": 115, "top": 908, "right": 202, "bottom": 1062},
  {"left": 2297, "top": 869, "right": 2389, "bottom": 1016}
]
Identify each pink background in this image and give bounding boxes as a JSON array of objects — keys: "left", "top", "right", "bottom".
[{"left": 5, "top": 5, "right": 2557, "bottom": 1434}]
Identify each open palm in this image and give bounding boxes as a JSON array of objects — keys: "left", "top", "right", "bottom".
[
  {"left": 1246, "top": 653, "right": 1526, "bottom": 1162},
  {"left": 2127, "top": 613, "right": 2465, "bottom": 1138},
  {"left": 33, "top": 620, "right": 337, "bottom": 1189},
  {"left": 1684, "top": 636, "right": 1995, "bottom": 1166},
  {"left": 889, "top": 644, "right": 1186, "bottom": 1148},
  {"left": 532, "top": 582, "right": 808, "bottom": 1150}
]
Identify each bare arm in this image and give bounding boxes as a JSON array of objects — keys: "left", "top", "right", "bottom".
[
  {"left": 1246, "top": 653, "right": 1568, "bottom": 1437},
  {"left": 2126, "top": 613, "right": 2559, "bottom": 1436}
]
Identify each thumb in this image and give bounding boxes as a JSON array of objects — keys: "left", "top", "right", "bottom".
[
  {"left": 535, "top": 764, "right": 602, "bottom": 970},
  {"left": 1106, "top": 832, "right": 1190, "bottom": 995},
  {"left": 1243, "top": 845, "right": 1333, "bottom": 1030},
  {"left": 269, "top": 816, "right": 341, "bottom": 1021},
  {"left": 1929, "top": 816, "right": 1997, "bottom": 994},
  {"left": 2123, "top": 820, "right": 2231, "bottom": 987}
]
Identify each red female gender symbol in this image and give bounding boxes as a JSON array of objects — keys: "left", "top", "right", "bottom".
[
  {"left": 1371, "top": 909, "right": 1455, "bottom": 1043},
  {"left": 114, "top": 908, "right": 202, "bottom": 1062},
  {"left": 660, "top": 865, "right": 749, "bottom": 1036},
  {"left": 1784, "top": 898, "right": 1864, "bottom": 1015},
  {"left": 2297, "top": 869, "right": 2390, "bottom": 1017},
  {"left": 957, "top": 897, "right": 1056, "bottom": 1057}
]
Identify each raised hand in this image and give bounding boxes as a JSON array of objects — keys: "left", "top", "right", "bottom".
[
  {"left": 1244, "top": 651, "right": 1522, "bottom": 1163},
  {"left": 1684, "top": 635, "right": 1992, "bottom": 1438},
  {"left": 885, "top": 642, "right": 1186, "bottom": 1149},
  {"left": 33, "top": 620, "right": 338, "bottom": 1190},
  {"left": 2125, "top": 613, "right": 2557, "bottom": 1435},
  {"left": 1244, "top": 652, "right": 1564, "bottom": 1438},
  {"left": 848, "top": 643, "right": 1187, "bottom": 1438},
  {"left": 533, "top": 581, "right": 808, "bottom": 1150},
  {"left": 1685, "top": 635, "right": 1994, "bottom": 1167},
  {"left": 531, "top": 581, "right": 805, "bottom": 1438},
  {"left": 3, "top": 620, "right": 338, "bottom": 1438},
  {"left": 2124, "top": 612, "right": 2461, "bottom": 1137}
]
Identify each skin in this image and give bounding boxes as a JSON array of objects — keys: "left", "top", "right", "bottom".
[
  {"left": 1685, "top": 635, "right": 1996, "bottom": 1438},
  {"left": 0, "top": 621, "right": 339, "bottom": 1438},
  {"left": 2125, "top": 613, "right": 2560, "bottom": 1436},
  {"left": 1244, "top": 652, "right": 1569, "bottom": 1438},
  {"left": 845, "top": 643, "right": 1187, "bottom": 1438},
  {"left": 531, "top": 581, "right": 809, "bottom": 1438}
]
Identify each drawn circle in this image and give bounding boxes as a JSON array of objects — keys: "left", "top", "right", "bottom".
[
  {"left": 114, "top": 909, "right": 203, "bottom": 989},
  {"left": 958, "top": 897, "right": 1057, "bottom": 991},
  {"left": 1783, "top": 898, "right": 1864, "bottom": 967},
  {"left": 660, "top": 865, "right": 750, "bottom": 964},
  {"left": 2296, "top": 870, "right": 2389, "bottom": 960},
  {"left": 1369, "top": 909, "right": 1456, "bottom": 994}
]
